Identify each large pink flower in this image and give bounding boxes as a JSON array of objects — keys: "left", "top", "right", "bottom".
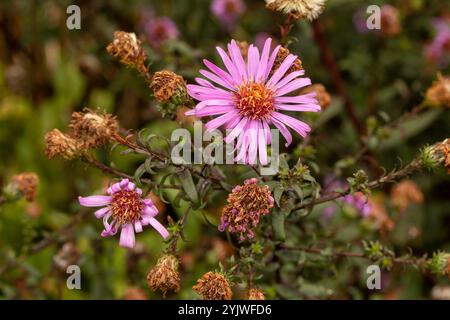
[
  {"left": 78, "top": 178, "right": 169, "bottom": 248},
  {"left": 186, "top": 38, "right": 320, "bottom": 165}
]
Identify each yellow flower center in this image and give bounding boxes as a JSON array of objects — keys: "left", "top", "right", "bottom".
[
  {"left": 111, "top": 190, "right": 143, "bottom": 224},
  {"left": 235, "top": 82, "right": 275, "bottom": 120}
]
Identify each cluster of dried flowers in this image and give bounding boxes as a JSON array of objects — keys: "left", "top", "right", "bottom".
[{"left": 44, "top": 109, "right": 118, "bottom": 160}]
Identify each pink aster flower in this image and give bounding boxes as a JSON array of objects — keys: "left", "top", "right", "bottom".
[
  {"left": 144, "top": 16, "right": 179, "bottom": 48},
  {"left": 186, "top": 38, "right": 320, "bottom": 165},
  {"left": 78, "top": 178, "right": 169, "bottom": 248},
  {"left": 211, "top": 0, "right": 245, "bottom": 30}
]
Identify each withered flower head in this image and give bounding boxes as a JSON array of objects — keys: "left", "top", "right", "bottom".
[
  {"left": 428, "top": 139, "right": 450, "bottom": 173},
  {"left": 265, "top": 0, "right": 326, "bottom": 21},
  {"left": 368, "top": 196, "right": 395, "bottom": 233},
  {"left": 44, "top": 129, "right": 80, "bottom": 160},
  {"left": 107, "top": 31, "right": 147, "bottom": 74},
  {"left": 390, "top": 179, "right": 424, "bottom": 213},
  {"left": 425, "top": 74, "right": 450, "bottom": 108},
  {"left": 219, "top": 178, "right": 274, "bottom": 241},
  {"left": 147, "top": 254, "right": 180, "bottom": 297},
  {"left": 192, "top": 271, "right": 232, "bottom": 300},
  {"left": 380, "top": 5, "right": 401, "bottom": 36},
  {"left": 269, "top": 46, "right": 303, "bottom": 78},
  {"left": 69, "top": 109, "right": 118, "bottom": 148},
  {"left": 150, "top": 70, "right": 187, "bottom": 103},
  {"left": 245, "top": 288, "right": 266, "bottom": 300},
  {"left": 300, "top": 83, "right": 330, "bottom": 109},
  {"left": 10, "top": 172, "right": 39, "bottom": 202}
]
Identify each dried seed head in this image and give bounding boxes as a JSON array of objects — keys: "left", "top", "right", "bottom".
[
  {"left": 425, "top": 74, "right": 450, "bottom": 108},
  {"left": 44, "top": 129, "right": 80, "bottom": 160},
  {"left": 192, "top": 271, "right": 232, "bottom": 300},
  {"left": 10, "top": 172, "right": 39, "bottom": 202},
  {"left": 265, "top": 0, "right": 326, "bottom": 21},
  {"left": 69, "top": 110, "right": 118, "bottom": 148},
  {"left": 390, "top": 179, "right": 424, "bottom": 213},
  {"left": 219, "top": 178, "right": 274, "bottom": 241},
  {"left": 150, "top": 70, "right": 187, "bottom": 103},
  {"left": 147, "top": 254, "right": 180, "bottom": 297},
  {"left": 428, "top": 139, "right": 450, "bottom": 173},
  {"left": 300, "top": 84, "right": 330, "bottom": 109},
  {"left": 245, "top": 288, "right": 266, "bottom": 300},
  {"left": 269, "top": 46, "right": 302, "bottom": 78},
  {"left": 107, "top": 31, "right": 147, "bottom": 74}
]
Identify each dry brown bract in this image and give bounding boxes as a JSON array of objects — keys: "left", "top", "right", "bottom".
[
  {"left": 10, "top": 172, "right": 39, "bottom": 202},
  {"left": 147, "top": 254, "right": 181, "bottom": 297},
  {"left": 192, "top": 271, "right": 232, "bottom": 300}
]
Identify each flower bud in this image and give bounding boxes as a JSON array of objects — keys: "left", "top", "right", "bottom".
[
  {"left": 428, "top": 252, "right": 450, "bottom": 277},
  {"left": 147, "top": 254, "right": 180, "bottom": 297},
  {"left": 192, "top": 271, "right": 232, "bottom": 300}
]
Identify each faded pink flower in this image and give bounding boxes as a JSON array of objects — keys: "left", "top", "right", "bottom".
[
  {"left": 186, "top": 38, "right": 320, "bottom": 165},
  {"left": 211, "top": 0, "right": 245, "bottom": 30},
  {"left": 144, "top": 16, "right": 179, "bottom": 48},
  {"left": 424, "top": 18, "right": 450, "bottom": 66},
  {"left": 78, "top": 178, "right": 169, "bottom": 248}
]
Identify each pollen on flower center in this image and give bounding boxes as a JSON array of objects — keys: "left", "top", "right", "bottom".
[
  {"left": 111, "top": 190, "right": 143, "bottom": 223},
  {"left": 235, "top": 82, "right": 275, "bottom": 120}
]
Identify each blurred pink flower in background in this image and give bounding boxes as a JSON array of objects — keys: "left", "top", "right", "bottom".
[
  {"left": 144, "top": 16, "right": 179, "bottom": 48},
  {"left": 211, "top": 0, "right": 245, "bottom": 30},
  {"left": 424, "top": 18, "right": 450, "bottom": 66}
]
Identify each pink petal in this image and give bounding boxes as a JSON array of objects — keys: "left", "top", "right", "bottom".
[
  {"left": 275, "top": 78, "right": 311, "bottom": 97},
  {"left": 229, "top": 40, "right": 247, "bottom": 82},
  {"left": 195, "top": 106, "right": 235, "bottom": 117},
  {"left": 216, "top": 46, "right": 241, "bottom": 81},
  {"left": 205, "top": 110, "right": 240, "bottom": 131},
  {"left": 271, "top": 116, "right": 293, "bottom": 147},
  {"left": 225, "top": 117, "right": 249, "bottom": 143},
  {"left": 78, "top": 195, "right": 112, "bottom": 207},
  {"left": 271, "top": 112, "right": 311, "bottom": 138},
  {"left": 256, "top": 38, "right": 272, "bottom": 82},
  {"left": 271, "top": 70, "right": 305, "bottom": 90},
  {"left": 119, "top": 223, "right": 135, "bottom": 248},
  {"left": 200, "top": 69, "right": 236, "bottom": 91},
  {"left": 134, "top": 220, "right": 143, "bottom": 233},
  {"left": 203, "top": 59, "right": 235, "bottom": 87},
  {"left": 258, "top": 121, "right": 268, "bottom": 165},
  {"left": 266, "top": 54, "right": 297, "bottom": 87},
  {"left": 275, "top": 103, "right": 321, "bottom": 112},
  {"left": 264, "top": 45, "right": 281, "bottom": 79},
  {"left": 148, "top": 217, "right": 170, "bottom": 239},
  {"left": 94, "top": 207, "right": 110, "bottom": 219},
  {"left": 275, "top": 92, "right": 317, "bottom": 104}
]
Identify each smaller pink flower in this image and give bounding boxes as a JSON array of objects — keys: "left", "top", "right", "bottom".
[
  {"left": 145, "top": 16, "right": 179, "bottom": 48},
  {"left": 78, "top": 178, "right": 169, "bottom": 248},
  {"left": 211, "top": 0, "right": 245, "bottom": 30}
]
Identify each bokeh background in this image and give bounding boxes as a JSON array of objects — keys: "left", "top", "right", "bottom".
[{"left": 0, "top": 0, "right": 449, "bottom": 299}]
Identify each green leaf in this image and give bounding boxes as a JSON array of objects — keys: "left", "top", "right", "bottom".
[{"left": 177, "top": 169, "right": 199, "bottom": 205}]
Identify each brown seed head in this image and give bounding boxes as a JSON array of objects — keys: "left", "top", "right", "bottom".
[
  {"left": 150, "top": 70, "right": 187, "bottom": 103},
  {"left": 147, "top": 254, "right": 181, "bottom": 297},
  {"left": 245, "top": 288, "right": 266, "bottom": 300},
  {"left": 69, "top": 110, "right": 118, "bottom": 148},
  {"left": 390, "top": 179, "right": 424, "bottom": 213},
  {"left": 10, "top": 172, "right": 39, "bottom": 202},
  {"left": 265, "top": 0, "right": 326, "bottom": 21},
  {"left": 193, "top": 271, "right": 232, "bottom": 300},
  {"left": 44, "top": 129, "right": 80, "bottom": 160},
  {"left": 425, "top": 74, "right": 450, "bottom": 108},
  {"left": 107, "top": 31, "right": 147, "bottom": 74}
]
